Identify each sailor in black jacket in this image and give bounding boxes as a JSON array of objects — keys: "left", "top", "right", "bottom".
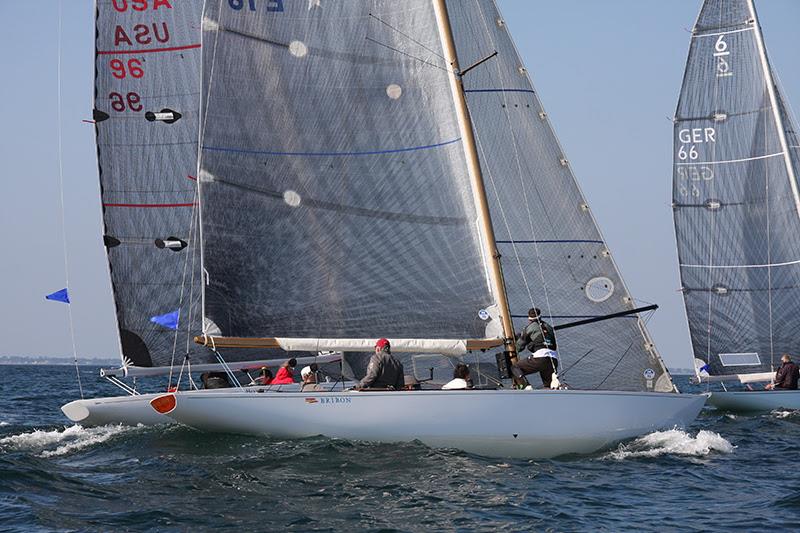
[{"left": 511, "top": 308, "right": 559, "bottom": 388}]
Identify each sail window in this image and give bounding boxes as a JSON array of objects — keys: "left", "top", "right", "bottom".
[
  {"left": 283, "top": 190, "right": 302, "bottom": 207},
  {"left": 386, "top": 84, "right": 402, "bottom": 100},
  {"left": 719, "top": 352, "right": 761, "bottom": 367},
  {"left": 289, "top": 40, "right": 308, "bottom": 58},
  {"left": 585, "top": 276, "right": 614, "bottom": 303}
]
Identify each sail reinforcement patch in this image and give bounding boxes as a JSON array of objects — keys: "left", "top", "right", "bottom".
[{"left": 585, "top": 277, "right": 614, "bottom": 303}]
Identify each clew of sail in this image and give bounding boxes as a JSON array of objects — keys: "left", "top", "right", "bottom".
[
  {"left": 673, "top": 0, "right": 800, "bottom": 381},
  {"left": 196, "top": 0, "right": 504, "bottom": 351},
  {"left": 443, "top": 0, "right": 673, "bottom": 392},
  {"left": 94, "top": 1, "right": 207, "bottom": 370}
]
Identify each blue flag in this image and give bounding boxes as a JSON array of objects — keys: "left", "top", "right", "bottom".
[
  {"left": 45, "top": 288, "right": 70, "bottom": 304},
  {"left": 699, "top": 364, "right": 710, "bottom": 374},
  {"left": 150, "top": 309, "right": 180, "bottom": 330}
]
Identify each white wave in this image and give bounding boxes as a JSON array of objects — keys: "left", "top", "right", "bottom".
[
  {"left": 0, "top": 424, "right": 134, "bottom": 457},
  {"left": 771, "top": 409, "right": 795, "bottom": 419},
  {"left": 605, "top": 429, "right": 734, "bottom": 460},
  {"left": 0, "top": 421, "right": 9, "bottom": 426}
]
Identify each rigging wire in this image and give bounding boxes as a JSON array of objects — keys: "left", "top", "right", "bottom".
[
  {"left": 368, "top": 12, "right": 447, "bottom": 62},
  {"left": 168, "top": 189, "right": 199, "bottom": 390},
  {"left": 56, "top": 0, "right": 83, "bottom": 399},
  {"left": 469, "top": 0, "right": 565, "bottom": 384}
]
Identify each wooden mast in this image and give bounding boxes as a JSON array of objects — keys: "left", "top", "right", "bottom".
[{"left": 431, "top": 0, "right": 519, "bottom": 365}]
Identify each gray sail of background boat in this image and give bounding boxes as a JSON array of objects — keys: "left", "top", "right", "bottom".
[{"left": 673, "top": 0, "right": 800, "bottom": 390}]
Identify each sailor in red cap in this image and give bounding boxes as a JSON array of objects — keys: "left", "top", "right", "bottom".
[{"left": 356, "top": 338, "right": 405, "bottom": 390}]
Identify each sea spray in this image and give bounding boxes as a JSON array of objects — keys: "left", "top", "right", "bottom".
[
  {"left": 0, "top": 424, "right": 137, "bottom": 458},
  {"left": 604, "top": 429, "right": 734, "bottom": 460}
]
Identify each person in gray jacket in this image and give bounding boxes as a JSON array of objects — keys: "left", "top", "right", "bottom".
[{"left": 357, "top": 338, "right": 405, "bottom": 390}]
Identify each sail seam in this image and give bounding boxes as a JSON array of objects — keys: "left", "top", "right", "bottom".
[
  {"left": 97, "top": 43, "right": 201, "bottom": 55},
  {"left": 674, "top": 151, "right": 783, "bottom": 166},
  {"left": 103, "top": 203, "right": 196, "bottom": 208},
  {"left": 201, "top": 137, "right": 461, "bottom": 157},
  {"left": 496, "top": 239, "right": 603, "bottom": 244},
  {"left": 692, "top": 27, "right": 754, "bottom": 39},
  {"left": 681, "top": 258, "right": 800, "bottom": 269},
  {"left": 464, "top": 89, "right": 535, "bottom": 94}
]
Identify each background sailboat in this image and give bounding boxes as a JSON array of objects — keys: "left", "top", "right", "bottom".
[
  {"left": 673, "top": 0, "right": 800, "bottom": 411},
  {"left": 151, "top": 0, "right": 704, "bottom": 459}
]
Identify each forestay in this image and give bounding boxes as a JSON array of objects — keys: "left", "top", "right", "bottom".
[
  {"left": 197, "top": 1, "right": 501, "bottom": 348},
  {"left": 673, "top": 0, "right": 800, "bottom": 378},
  {"left": 445, "top": 0, "right": 672, "bottom": 392},
  {"left": 94, "top": 0, "right": 209, "bottom": 369}
]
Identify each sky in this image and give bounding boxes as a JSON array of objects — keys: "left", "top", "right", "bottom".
[{"left": 0, "top": 1, "right": 798, "bottom": 368}]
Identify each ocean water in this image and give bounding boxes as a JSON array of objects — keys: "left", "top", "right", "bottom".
[{"left": 1, "top": 365, "right": 798, "bottom": 532}]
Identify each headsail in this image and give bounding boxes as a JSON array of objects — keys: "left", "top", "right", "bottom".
[
  {"left": 444, "top": 0, "right": 673, "bottom": 392},
  {"left": 94, "top": 0, "right": 206, "bottom": 369},
  {"left": 673, "top": 0, "right": 800, "bottom": 380},
  {"left": 197, "top": 0, "right": 502, "bottom": 351}
]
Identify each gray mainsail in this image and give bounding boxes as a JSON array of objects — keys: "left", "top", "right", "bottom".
[
  {"left": 445, "top": 0, "right": 672, "bottom": 392},
  {"left": 197, "top": 0, "right": 500, "bottom": 349},
  {"left": 94, "top": 0, "right": 206, "bottom": 369},
  {"left": 674, "top": 0, "right": 800, "bottom": 378}
]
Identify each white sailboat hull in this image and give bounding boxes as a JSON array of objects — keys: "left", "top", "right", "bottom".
[
  {"left": 62, "top": 394, "right": 174, "bottom": 426},
  {"left": 60, "top": 384, "right": 321, "bottom": 426},
  {"left": 706, "top": 390, "right": 800, "bottom": 413},
  {"left": 154, "top": 389, "right": 705, "bottom": 459}
]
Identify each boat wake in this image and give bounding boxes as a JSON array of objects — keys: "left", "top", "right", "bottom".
[
  {"left": 0, "top": 424, "right": 137, "bottom": 458},
  {"left": 604, "top": 429, "right": 734, "bottom": 460}
]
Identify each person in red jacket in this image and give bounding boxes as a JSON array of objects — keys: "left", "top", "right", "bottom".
[{"left": 272, "top": 358, "right": 298, "bottom": 384}]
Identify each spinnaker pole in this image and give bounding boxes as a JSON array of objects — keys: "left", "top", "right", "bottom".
[{"left": 431, "top": 0, "right": 519, "bottom": 365}]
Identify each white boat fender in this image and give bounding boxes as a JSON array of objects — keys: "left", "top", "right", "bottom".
[{"left": 550, "top": 373, "right": 561, "bottom": 389}]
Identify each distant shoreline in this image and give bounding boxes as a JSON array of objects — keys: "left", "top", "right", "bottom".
[{"left": 0, "top": 356, "right": 118, "bottom": 366}]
